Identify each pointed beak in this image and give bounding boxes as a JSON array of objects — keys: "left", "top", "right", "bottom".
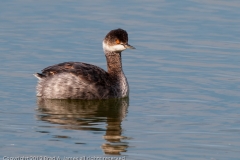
[{"left": 124, "top": 43, "right": 136, "bottom": 49}]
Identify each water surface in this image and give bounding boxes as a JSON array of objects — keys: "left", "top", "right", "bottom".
[{"left": 0, "top": 0, "right": 240, "bottom": 160}]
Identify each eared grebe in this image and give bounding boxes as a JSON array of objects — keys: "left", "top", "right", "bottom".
[{"left": 34, "top": 28, "right": 135, "bottom": 99}]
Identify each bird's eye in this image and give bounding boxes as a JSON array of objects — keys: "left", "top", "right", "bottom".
[{"left": 115, "top": 39, "right": 120, "bottom": 44}]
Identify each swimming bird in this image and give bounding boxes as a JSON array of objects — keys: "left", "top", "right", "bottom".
[{"left": 34, "top": 28, "right": 135, "bottom": 99}]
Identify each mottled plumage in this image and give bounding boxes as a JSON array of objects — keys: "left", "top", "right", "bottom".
[{"left": 34, "top": 28, "right": 135, "bottom": 99}]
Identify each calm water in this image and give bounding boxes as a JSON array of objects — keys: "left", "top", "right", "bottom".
[{"left": 1, "top": 0, "right": 240, "bottom": 159}]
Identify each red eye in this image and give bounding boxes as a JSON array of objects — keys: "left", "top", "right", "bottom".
[{"left": 115, "top": 39, "right": 120, "bottom": 44}]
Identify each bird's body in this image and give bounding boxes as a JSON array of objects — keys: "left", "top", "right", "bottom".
[{"left": 34, "top": 29, "right": 135, "bottom": 99}]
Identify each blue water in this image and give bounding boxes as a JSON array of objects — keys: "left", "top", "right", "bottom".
[{"left": 0, "top": 0, "right": 240, "bottom": 159}]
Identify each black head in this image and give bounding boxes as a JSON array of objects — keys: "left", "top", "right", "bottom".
[{"left": 103, "top": 28, "right": 135, "bottom": 52}]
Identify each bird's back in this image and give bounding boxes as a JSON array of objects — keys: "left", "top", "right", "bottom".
[{"left": 35, "top": 62, "right": 116, "bottom": 99}]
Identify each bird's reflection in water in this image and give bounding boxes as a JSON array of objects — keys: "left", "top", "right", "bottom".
[{"left": 36, "top": 97, "right": 130, "bottom": 155}]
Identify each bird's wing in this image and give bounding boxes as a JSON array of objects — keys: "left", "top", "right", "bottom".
[{"left": 37, "top": 62, "right": 110, "bottom": 85}]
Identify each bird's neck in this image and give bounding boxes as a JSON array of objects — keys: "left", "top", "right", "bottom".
[{"left": 104, "top": 50, "right": 123, "bottom": 76}]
